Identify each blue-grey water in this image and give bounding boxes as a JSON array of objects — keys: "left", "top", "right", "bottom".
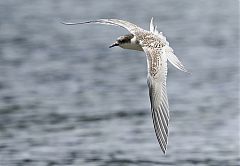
[{"left": 0, "top": 0, "right": 239, "bottom": 166}]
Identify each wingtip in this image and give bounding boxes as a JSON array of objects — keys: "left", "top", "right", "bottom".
[
  {"left": 60, "top": 21, "right": 87, "bottom": 25},
  {"left": 151, "top": 17, "right": 154, "bottom": 22},
  {"left": 150, "top": 17, "right": 154, "bottom": 25},
  {"left": 163, "top": 142, "right": 168, "bottom": 155},
  {"left": 60, "top": 21, "right": 74, "bottom": 25},
  {"left": 163, "top": 150, "right": 166, "bottom": 155},
  {"left": 60, "top": 21, "right": 68, "bottom": 25},
  {"left": 161, "top": 146, "right": 167, "bottom": 155},
  {"left": 150, "top": 17, "right": 154, "bottom": 32}
]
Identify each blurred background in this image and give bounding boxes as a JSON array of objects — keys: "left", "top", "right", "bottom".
[{"left": 0, "top": 0, "right": 239, "bottom": 166}]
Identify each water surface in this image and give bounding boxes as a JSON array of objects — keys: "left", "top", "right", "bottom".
[{"left": 0, "top": 0, "right": 239, "bottom": 165}]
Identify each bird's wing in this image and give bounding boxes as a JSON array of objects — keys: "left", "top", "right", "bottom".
[
  {"left": 163, "top": 45, "right": 189, "bottom": 73},
  {"left": 143, "top": 46, "right": 169, "bottom": 154},
  {"left": 150, "top": 18, "right": 189, "bottom": 73},
  {"left": 61, "top": 19, "right": 142, "bottom": 35}
]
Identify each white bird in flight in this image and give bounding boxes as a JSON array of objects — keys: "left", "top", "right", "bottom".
[{"left": 62, "top": 18, "right": 188, "bottom": 154}]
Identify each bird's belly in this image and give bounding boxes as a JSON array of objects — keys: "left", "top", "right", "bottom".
[{"left": 120, "top": 43, "right": 143, "bottom": 51}]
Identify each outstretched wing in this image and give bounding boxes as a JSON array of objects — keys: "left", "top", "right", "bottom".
[
  {"left": 143, "top": 47, "right": 169, "bottom": 154},
  {"left": 61, "top": 19, "right": 142, "bottom": 35}
]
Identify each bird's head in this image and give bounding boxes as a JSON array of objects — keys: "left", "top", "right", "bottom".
[{"left": 109, "top": 34, "right": 134, "bottom": 48}]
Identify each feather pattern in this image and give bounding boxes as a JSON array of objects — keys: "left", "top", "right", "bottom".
[
  {"left": 62, "top": 18, "right": 189, "bottom": 154},
  {"left": 144, "top": 47, "right": 169, "bottom": 154},
  {"left": 164, "top": 46, "right": 189, "bottom": 73}
]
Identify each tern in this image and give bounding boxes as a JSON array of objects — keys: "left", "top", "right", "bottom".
[{"left": 62, "top": 18, "right": 188, "bottom": 154}]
